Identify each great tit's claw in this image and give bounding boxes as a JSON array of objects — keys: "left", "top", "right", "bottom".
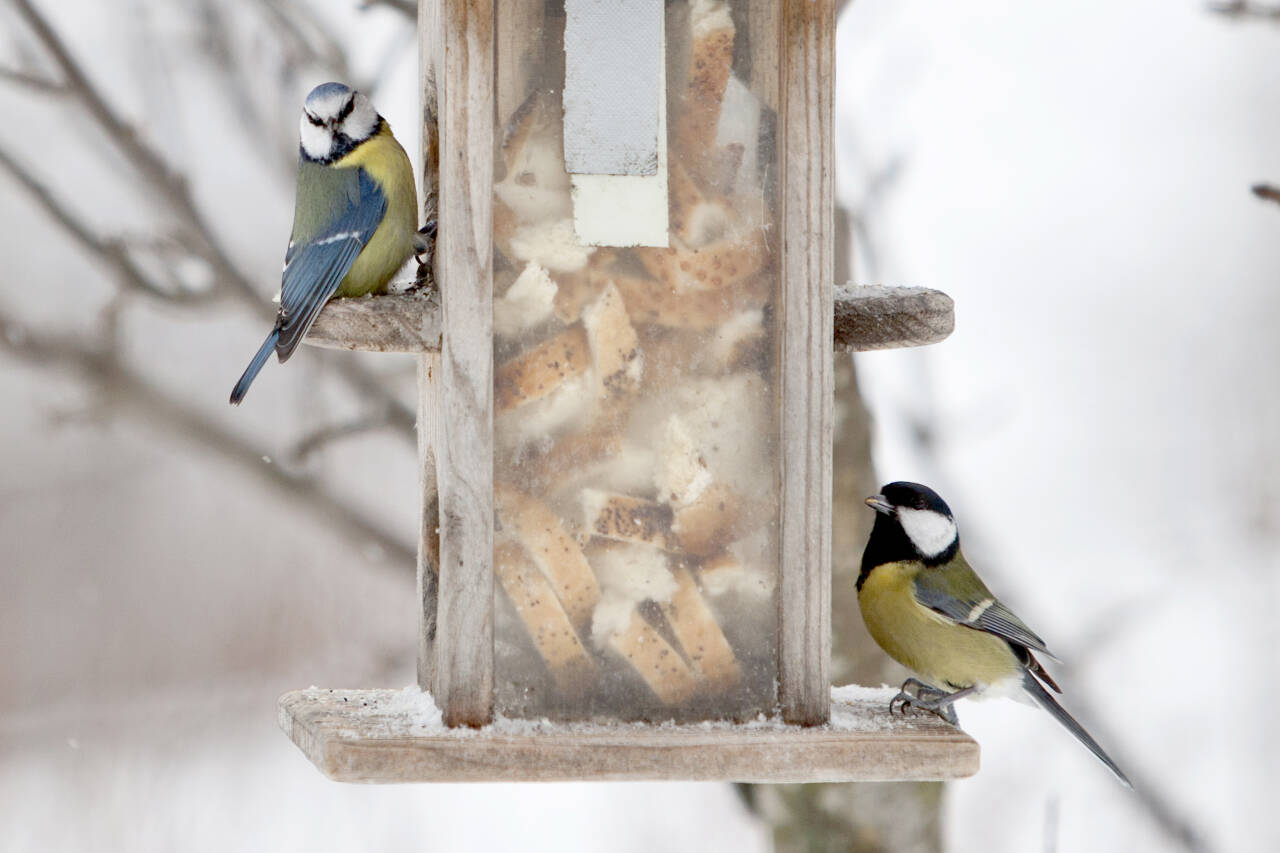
[{"left": 889, "top": 679, "right": 967, "bottom": 726}]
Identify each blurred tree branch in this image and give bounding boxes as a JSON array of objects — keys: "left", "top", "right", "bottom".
[
  {"left": 1209, "top": 1, "right": 1280, "bottom": 22},
  {"left": 0, "top": 301, "right": 417, "bottom": 573},
  {"left": 361, "top": 0, "right": 416, "bottom": 19},
  {"left": 1251, "top": 183, "right": 1280, "bottom": 205}
]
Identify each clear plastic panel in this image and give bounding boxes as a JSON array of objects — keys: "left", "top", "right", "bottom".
[{"left": 492, "top": 0, "right": 780, "bottom": 722}]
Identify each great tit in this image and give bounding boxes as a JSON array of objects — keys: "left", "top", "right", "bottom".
[
  {"left": 230, "top": 82, "right": 418, "bottom": 404},
  {"left": 859, "top": 481, "right": 1131, "bottom": 787}
]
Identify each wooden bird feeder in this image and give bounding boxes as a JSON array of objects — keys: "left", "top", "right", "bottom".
[{"left": 279, "top": 0, "right": 975, "bottom": 783}]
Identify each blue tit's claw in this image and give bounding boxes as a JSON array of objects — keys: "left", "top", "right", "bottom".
[{"left": 413, "top": 221, "right": 437, "bottom": 264}]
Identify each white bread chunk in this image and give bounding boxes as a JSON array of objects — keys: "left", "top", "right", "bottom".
[
  {"left": 510, "top": 218, "right": 595, "bottom": 273},
  {"left": 582, "top": 281, "right": 642, "bottom": 402},
  {"left": 654, "top": 414, "right": 712, "bottom": 508},
  {"left": 494, "top": 262, "right": 558, "bottom": 339}
]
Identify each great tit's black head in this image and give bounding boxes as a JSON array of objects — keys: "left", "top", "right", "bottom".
[
  {"left": 863, "top": 481, "right": 959, "bottom": 565},
  {"left": 299, "top": 82, "right": 381, "bottom": 163}
]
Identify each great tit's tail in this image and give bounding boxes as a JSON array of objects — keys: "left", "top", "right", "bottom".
[
  {"left": 1022, "top": 670, "right": 1132, "bottom": 789},
  {"left": 230, "top": 329, "right": 279, "bottom": 405}
]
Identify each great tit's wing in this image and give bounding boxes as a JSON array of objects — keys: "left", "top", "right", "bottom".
[
  {"left": 912, "top": 554, "right": 1058, "bottom": 660},
  {"left": 275, "top": 165, "right": 387, "bottom": 360}
]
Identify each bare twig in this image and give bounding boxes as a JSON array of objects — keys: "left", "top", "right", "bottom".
[
  {"left": 0, "top": 303, "right": 416, "bottom": 573},
  {"left": 361, "top": 0, "right": 417, "bottom": 19},
  {"left": 0, "top": 143, "right": 220, "bottom": 305},
  {"left": 0, "top": 64, "right": 64, "bottom": 93},
  {"left": 290, "top": 411, "right": 396, "bottom": 462},
  {"left": 1209, "top": 1, "right": 1280, "bottom": 20},
  {"left": 1251, "top": 183, "right": 1280, "bottom": 204}
]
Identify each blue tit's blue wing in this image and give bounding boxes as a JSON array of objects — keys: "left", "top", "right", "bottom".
[
  {"left": 912, "top": 555, "right": 1057, "bottom": 660},
  {"left": 274, "top": 166, "right": 387, "bottom": 361}
]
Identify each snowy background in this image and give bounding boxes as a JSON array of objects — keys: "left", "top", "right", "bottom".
[{"left": 1, "top": 1, "right": 1277, "bottom": 851}]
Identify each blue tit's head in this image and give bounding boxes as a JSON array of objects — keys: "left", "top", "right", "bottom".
[
  {"left": 299, "top": 82, "right": 381, "bottom": 164},
  {"left": 865, "top": 481, "right": 959, "bottom": 560}
]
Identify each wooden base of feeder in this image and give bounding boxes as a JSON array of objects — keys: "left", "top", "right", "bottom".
[{"left": 278, "top": 686, "right": 979, "bottom": 783}]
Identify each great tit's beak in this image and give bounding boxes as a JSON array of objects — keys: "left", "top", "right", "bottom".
[{"left": 865, "top": 495, "right": 894, "bottom": 515}]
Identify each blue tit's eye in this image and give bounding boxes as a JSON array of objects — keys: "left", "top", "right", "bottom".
[
  {"left": 337, "top": 95, "right": 356, "bottom": 122},
  {"left": 306, "top": 112, "right": 324, "bottom": 127}
]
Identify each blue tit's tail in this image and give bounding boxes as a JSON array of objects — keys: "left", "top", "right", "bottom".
[
  {"left": 230, "top": 329, "right": 279, "bottom": 405},
  {"left": 1022, "top": 670, "right": 1132, "bottom": 789}
]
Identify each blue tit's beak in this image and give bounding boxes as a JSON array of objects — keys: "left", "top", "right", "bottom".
[{"left": 865, "top": 495, "right": 894, "bottom": 515}]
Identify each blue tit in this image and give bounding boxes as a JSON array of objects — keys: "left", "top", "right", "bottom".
[
  {"left": 859, "top": 481, "right": 1131, "bottom": 787},
  {"left": 230, "top": 82, "right": 417, "bottom": 404}
]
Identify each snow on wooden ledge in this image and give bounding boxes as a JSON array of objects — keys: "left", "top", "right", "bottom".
[
  {"left": 301, "top": 285, "right": 954, "bottom": 355},
  {"left": 278, "top": 685, "right": 979, "bottom": 784}
]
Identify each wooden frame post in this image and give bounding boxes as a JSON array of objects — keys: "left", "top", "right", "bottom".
[
  {"left": 423, "top": 0, "right": 496, "bottom": 727},
  {"left": 776, "top": 0, "right": 834, "bottom": 726}
]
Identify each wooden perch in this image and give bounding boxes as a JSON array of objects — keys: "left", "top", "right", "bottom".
[
  {"left": 303, "top": 284, "right": 953, "bottom": 354},
  {"left": 278, "top": 687, "right": 978, "bottom": 783}
]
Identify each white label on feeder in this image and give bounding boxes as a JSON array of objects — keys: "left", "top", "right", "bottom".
[{"left": 564, "top": 0, "right": 668, "bottom": 248}]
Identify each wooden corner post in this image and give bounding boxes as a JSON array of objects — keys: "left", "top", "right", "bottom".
[
  {"left": 422, "top": 0, "right": 496, "bottom": 728},
  {"left": 777, "top": 0, "right": 834, "bottom": 726}
]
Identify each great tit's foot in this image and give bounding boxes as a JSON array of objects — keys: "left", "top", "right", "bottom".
[{"left": 889, "top": 679, "right": 971, "bottom": 726}]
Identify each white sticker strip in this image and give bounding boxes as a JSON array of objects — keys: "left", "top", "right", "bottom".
[
  {"left": 567, "top": 1, "right": 669, "bottom": 248},
  {"left": 563, "top": 0, "right": 662, "bottom": 177}
]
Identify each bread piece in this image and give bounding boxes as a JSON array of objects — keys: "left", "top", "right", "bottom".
[
  {"left": 635, "top": 229, "right": 767, "bottom": 293},
  {"left": 581, "top": 489, "right": 674, "bottom": 550},
  {"left": 697, "top": 543, "right": 776, "bottom": 602},
  {"left": 653, "top": 414, "right": 712, "bottom": 508},
  {"left": 495, "top": 91, "right": 571, "bottom": 226},
  {"left": 495, "top": 540, "right": 596, "bottom": 693},
  {"left": 672, "top": 481, "right": 740, "bottom": 557},
  {"left": 661, "top": 565, "right": 741, "bottom": 691},
  {"left": 582, "top": 281, "right": 642, "bottom": 402},
  {"left": 613, "top": 269, "right": 769, "bottom": 331},
  {"left": 496, "top": 486, "right": 600, "bottom": 629},
  {"left": 674, "top": 0, "right": 735, "bottom": 165},
  {"left": 510, "top": 218, "right": 595, "bottom": 273},
  {"left": 495, "top": 324, "right": 591, "bottom": 412},
  {"left": 494, "top": 261, "right": 558, "bottom": 340},
  {"left": 606, "top": 609, "right": 699, "bottom": 705}
]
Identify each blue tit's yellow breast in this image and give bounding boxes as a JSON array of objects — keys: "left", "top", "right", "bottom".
[
  {"left": 858, "top": 560, "right": 1021, "bottom": 690},
  {"left": 333, "top": 123, "right": 418, "bottom": 297}
]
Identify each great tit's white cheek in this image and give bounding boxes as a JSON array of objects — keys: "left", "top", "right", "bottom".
[
  {"left": 299, "top": 117, "right": 333, "bottom": 160},
  {"left": 896, "top": 507, "right": 957, "bottom": 558}
]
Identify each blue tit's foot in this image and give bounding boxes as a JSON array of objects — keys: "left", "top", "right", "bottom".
[
  {"left": 889, "top": 679, "right": 972, "bottom": 726},
  {"left": 413, "top": 221, "right": 437, "bottom": 264}
]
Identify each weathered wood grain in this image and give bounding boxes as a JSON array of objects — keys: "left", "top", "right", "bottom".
[
  {"left": 776, "top": 0, "right": 834, "bottom": 727},
  {"left": 428, "top": 0, "right": 494, "bottom": 728},
  {"left": 834, "top": 285, "right": 954, "bottom": 352},
  {"left": 279, "top": 688, "right": 980, "bottom": 783},
  {"left": 305, "top": 290, "right": 441, "bottom": 352},
  {"left": 304, "top": 286, "right": 954, "bottom": 354},
  {"left": 416, "top": 0, "right": 441, "bottom": 694}
]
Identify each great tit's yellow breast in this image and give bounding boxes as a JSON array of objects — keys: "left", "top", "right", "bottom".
[
  {"left": 333, "top": 123, "right": 418, "bottom": 297},
  {"left": 858, "top": 560, "right": 1021, "bottom": 690}
]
